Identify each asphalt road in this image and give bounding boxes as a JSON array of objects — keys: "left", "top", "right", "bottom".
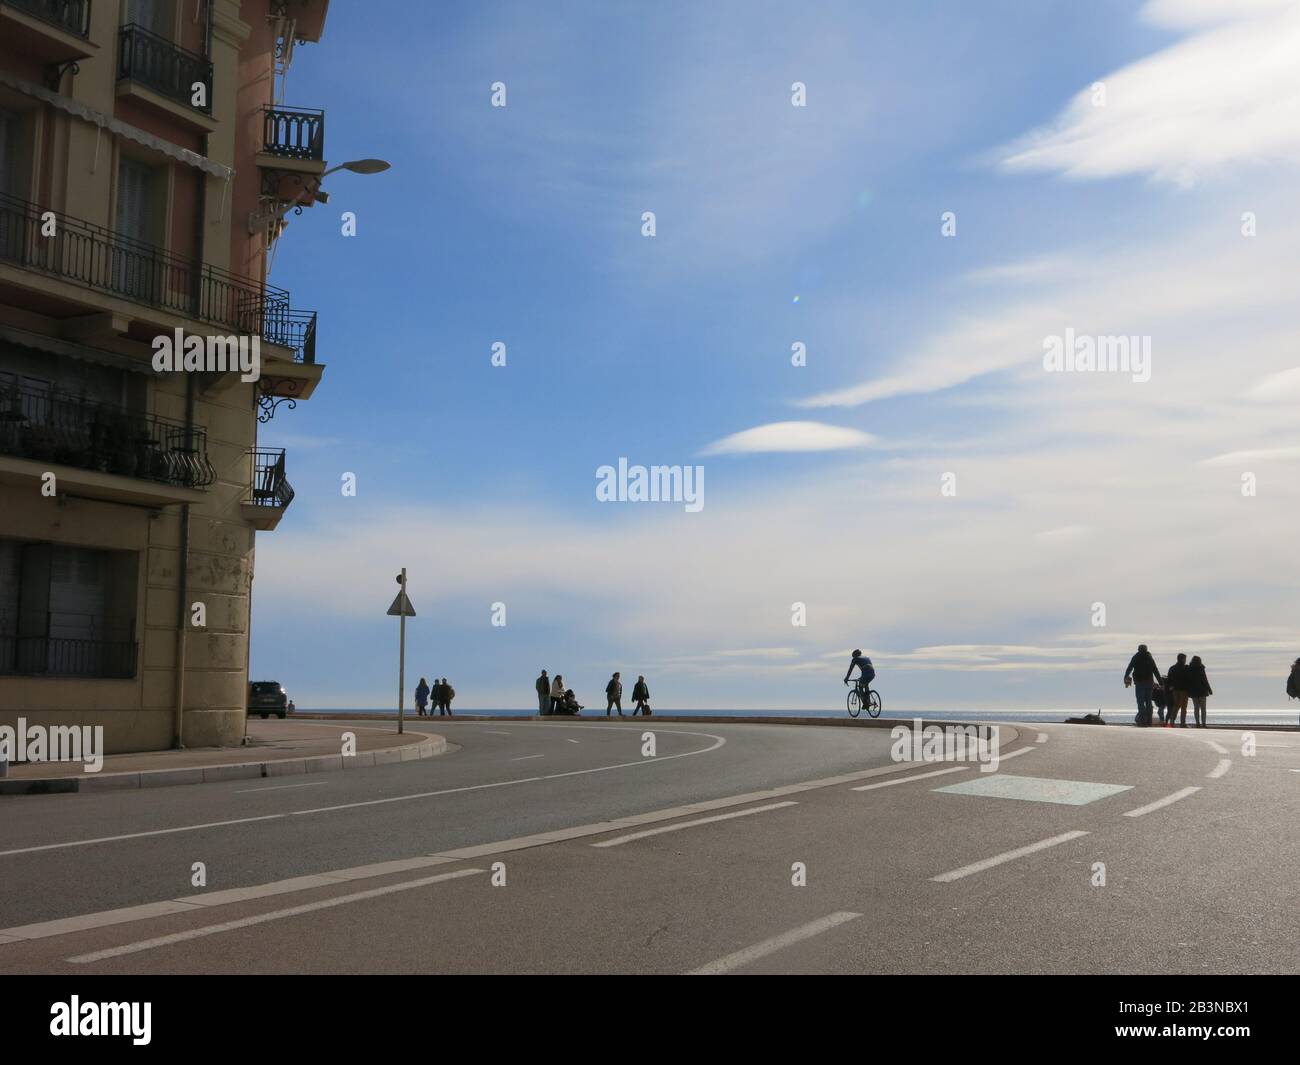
[{"left": 1, "top": 718, "right": 1296, "bottom": 974}]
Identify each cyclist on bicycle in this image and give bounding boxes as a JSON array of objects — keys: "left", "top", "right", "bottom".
[{"left": 844, "top": 649, "right": 875, "bottom": 693}]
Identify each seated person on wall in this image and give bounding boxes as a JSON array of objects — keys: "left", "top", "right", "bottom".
[{"left": 559, "top": 688, "right": 584, "bottom": 715}]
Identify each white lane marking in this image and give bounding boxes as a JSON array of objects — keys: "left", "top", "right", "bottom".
[
  {"left": 509, "top": 755, "right": 544, "bottom": 762},
  {"left": 1, "top": 859, "right": 462, "bottom": 943},
  {"left": 289, "top": 729, "right": 727, "bottom": 817},
  {"left": 566, "top": 739, "right": 580, "bottom": 744},
  {"left": 930, "top": 831, "right": 1089, "bottom": 883},
  {"left": 0, "top": 815, "right": 284, "bottom": 859},
  {"left": 993, "top": 746, "right": 1036, "bottom": 764},
  {"left": 1203, "top": 740, "right": 1229, "bottom": 755},
  {"left": 1036, "top": 733, "right": 1048, "bottom": 744},
  {"left": 686, "top": 912, "right": 862, "bottom": 975},
  {"left": 1208, "top": 759, "right": 1232, "bottom": 779},
  {"left": 67, "top": 868, "right": 483, "bottom": 964},
  {"left": 0, "top": 729, "right": 727, "bottom": 859},
  {"left": 1256, "top": 744, "right": 1296, "bottom": 749},
  {"left": 592, "top": 802, "right": 798, "bottom": 848},
  {"left": 851, "top": 765, "right": 972, "bottom": 791},
  {"left": 1123, "top": 786, "right": 1201, "bottom": 818},
  {"left": 234, "top": 782, "right": 328, "bottom": 794},
  {"left": 483, "top": 730, "right": 512, "bottom": 736}
]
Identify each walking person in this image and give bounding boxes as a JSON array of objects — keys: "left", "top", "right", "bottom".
[
  {"left": 441, "top": 677, "right": 455, "bottom": 717},
  {"left": 605, "top": 672, "right": 623, "bottom": 717},
  {"left": 415, "top": 676, "right": 430, "bottom": 717},
  {"left": 1123, "top": 644, "right": 1163, "bottom": 727},
  {"left": 1187, "top": 655, "right": 1212, "bottom": 728},
  {"left": 551, "top": 673, "right": 565, "bottom": 716},
  {"left": 536, "top": 670, "right": 551, "bottom": 716},
  {"left": 1166, "top": 653, "right": 1190, "bottom": 728},
  {"left": 631, "top": 675, "right": 650, "bottom": 715}
]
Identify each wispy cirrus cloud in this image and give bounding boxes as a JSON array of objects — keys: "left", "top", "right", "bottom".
[{"left": 997, "top": 0, "right": 1300, "bottom": 185}]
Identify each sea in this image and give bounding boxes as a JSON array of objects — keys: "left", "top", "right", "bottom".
[{"left": 294, "top": 707, "right": 1298, "bottom": 726}]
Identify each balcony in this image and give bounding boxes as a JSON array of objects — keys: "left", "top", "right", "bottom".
[
  {"left": 117, "top": 22, "right": 213, "bottom": 122},
  {"left": 0, "top": 376, "right": 215, "bottom": 502},
  {"left": 4, "top": 0, "right": 89, "bottom": 36},
  {"left": 242, "top": 448, "right": 294, "bottom": 530},
  {"left": 0, "top": 616, "right": 137, "bottom": 679},
  {"left": 262, "top": 106, "right": 325, "bottom": 162},
  {"left": 0, "top": 192, "right": 318, "bottom": 366}
]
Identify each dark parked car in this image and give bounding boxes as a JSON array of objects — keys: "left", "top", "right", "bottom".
[{"left": 249, "top": 681, "right": 289, "bottom": 719}]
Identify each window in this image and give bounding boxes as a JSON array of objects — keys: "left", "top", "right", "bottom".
[
  {"left": 0, "top": 107, "right": 15, "bottom": 197},
  {"left": 125, "top": 0, "right": 172, "bottom": 35},
  {"left": 0, "top": 540, "right": 138, "bottom": 678},
  {"left": 113, "top": 154, "right": 157, "bottom": 299}
]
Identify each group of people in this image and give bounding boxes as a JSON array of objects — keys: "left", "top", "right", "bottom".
[
  {"left": 414, "top": 676, "right": 455, "bottom": 716},
  {"left": 534, "top": 670, "right": 652, "bottom": 717},
  {"left": 1123, "top": 645, "right": 1212, "bottom": 727}
]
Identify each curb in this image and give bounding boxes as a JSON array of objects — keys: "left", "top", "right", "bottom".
[{"left": 0, "top": 733, "right": 447, "bottom": 797}]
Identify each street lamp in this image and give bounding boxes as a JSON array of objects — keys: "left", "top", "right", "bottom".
[
  {"left": 249, "top": 156, "right": 391, "bottom": 233},
  {"left": 323, "top": 158, "right": 391, "bottom": 177}
]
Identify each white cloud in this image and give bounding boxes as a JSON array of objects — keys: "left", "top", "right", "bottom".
[
  {"left": 700, "top": 421, "right": 875, "bottom": 455},
  {"left": 1245, "top": 366, "right": 1300, "bottom": 401},
  {"left": 997, "top": 0, "right": 1300, "bottom": 184},
  {"left": 1202, "top": 445, "right": 1300, "bottom": 466}
]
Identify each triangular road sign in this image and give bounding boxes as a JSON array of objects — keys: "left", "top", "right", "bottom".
[{"left": 387, "top": 590, "right": 416, "bottom": 617}]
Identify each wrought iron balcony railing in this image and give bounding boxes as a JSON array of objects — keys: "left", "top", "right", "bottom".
[
  {"left": 118, "top": 22, "right": 213, "bottom": 113},
  {"left": 246, "top": 447, "right": 294, "bottom": 509},
  {"left": 0, "top": 376, "right": 216, "bottom": 489},
  {"left": 4, "top": 0, "right": 91, "bottom": 37},
  {"left": 263, "top": 105, "right": 325, "bottom": 161},
  {"left": 0, "top": 613, "right": 136, "bottom": 678},
  {"left": 0, "top": 192, "right": 317, "bottom": 362}
]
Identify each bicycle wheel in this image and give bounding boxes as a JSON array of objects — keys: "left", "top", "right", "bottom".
[
  {"left": 846, "top": 688, "right": 862, "bottom": 718},
  {"left": 867, "top": 689, "right": 882, "bottom": 718}
]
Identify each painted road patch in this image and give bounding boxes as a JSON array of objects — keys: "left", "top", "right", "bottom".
[{"left": 934, "top": 774, "right": 1133, "bottom": 806}]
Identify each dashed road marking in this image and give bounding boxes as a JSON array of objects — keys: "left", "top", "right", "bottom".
[
  {"left": 1208, "top": 759, "right": 1231, "bottom": 779},
  {"left": 931, "top": 831, "right": 1089, "bottom": 883},
  {"left": 1123, "top": 786, "right": 1201, "bottom": 818},
  {"left": 592, "top": 802, "right": 799, "bottom": 848},
  {"left": 686, "top": 912, "right": 862, "bottom": 975},
  {"left": 234, "top": 782, "right": 328, "bottom": 794},
  {"left": 67, "top": 868, "right": 484, "bottom": 964},
  {"left": 851, "top": 765, "right": 972, "bottom": 791}
]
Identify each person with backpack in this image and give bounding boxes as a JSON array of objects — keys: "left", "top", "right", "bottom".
[
  {"left": 605, "top": 672, "right": 624, "bottom": 717},
  {"left": 1165, "top": 653, "right": 1190, "bottom": 728},
  {"left": 536, "top": 670, "right": 551, "bottom": 716},
  {"left": 631, "top": 675, "right": 651, "bottom": 716},
  {"left": 1123, "top": 644, "right": 1163, "bottom": 727},
  {"left": 1187, "top": 656, "right": 1212, "bottom": 728}
]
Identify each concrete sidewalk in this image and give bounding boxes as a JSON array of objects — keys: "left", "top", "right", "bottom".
[{"left": 0, "top": 720, "right": 447, "bottom": 795}]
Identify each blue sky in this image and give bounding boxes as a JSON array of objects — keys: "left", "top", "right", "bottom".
[{"left": 250, "top": 0, "right": 1300, "bottom": 711}]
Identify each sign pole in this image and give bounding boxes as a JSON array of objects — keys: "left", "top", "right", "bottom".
[{"left": 397, "top": 567, "right": 407, "bottom": 735}]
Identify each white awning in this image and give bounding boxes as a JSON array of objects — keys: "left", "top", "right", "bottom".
[{"left": 0, "top": 70, "right": 234, "bottom": 181}]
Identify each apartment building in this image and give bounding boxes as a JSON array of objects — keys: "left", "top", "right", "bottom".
[{"left": 0, "top": 0, "right": 332, "bottom": 751}]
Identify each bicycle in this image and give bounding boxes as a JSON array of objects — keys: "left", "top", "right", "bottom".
[{"left": 845, "top": 679, "right": 882, "bottom": 718}]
